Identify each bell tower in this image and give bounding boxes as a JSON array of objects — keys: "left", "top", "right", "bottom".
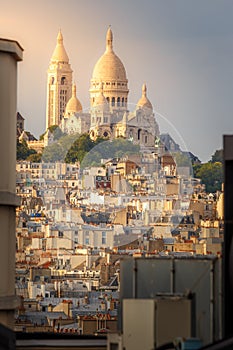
[{"left": 46, "top": 30, "right": 73, "bottom": 128}]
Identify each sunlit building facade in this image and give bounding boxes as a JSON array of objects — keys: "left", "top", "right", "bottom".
[{"left": 46, "top": 28, "right": 160, "bottom": 149}]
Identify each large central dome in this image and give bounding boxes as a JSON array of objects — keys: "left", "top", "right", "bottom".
[
  {"left": 92, "top": 28, "right": 127, "bottom": 81},
  {"left": 92, "top": 51, "right": 127, "bottom": 81},
  {"left": 90, "top": 27, "right": 129, "bottom": 109}
]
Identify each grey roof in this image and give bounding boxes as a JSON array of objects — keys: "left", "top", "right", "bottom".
[
  {"left": 163, "top": 238, "right": 175, "bottom": 244},
  {"left": 23, "top": 311, "right": 68, "bottom": 322}
]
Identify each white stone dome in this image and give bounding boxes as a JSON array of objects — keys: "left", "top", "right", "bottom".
[
  {"left": 92, "top": 28, "right": 127, "bottom": 81},
  {"left": 93, "top": 83, "right": 109, "bottom": 112},
  {"left": 65, "top": 84, "right": 82, "bottom": 115},
  {"left": 137, "top": 83, "right": 153, "bottom": 110},
  {"left": 90, "top": 27, "right": 129, "bottom": 108}
]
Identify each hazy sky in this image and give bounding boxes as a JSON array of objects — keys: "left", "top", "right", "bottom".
[{"left": 1, "top": 0, "right": 233, "bottom": 162}]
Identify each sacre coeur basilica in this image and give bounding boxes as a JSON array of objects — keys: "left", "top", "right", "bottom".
[{"left": 45, "top": 27, "right": 160, "bottom": 152}]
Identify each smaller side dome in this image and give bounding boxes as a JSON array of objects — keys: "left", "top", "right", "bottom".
[
  {"left": 65, "top": 84, "right": 82, "bottom": 116},
  {"left": 51, "top": 30, "right": 69, "bottom": 63},
  {"left": 137, "top": 83, "right": 153, "bottom": 110},
  {"left": 93, "top": 82, "right": 109, "bottom": 111}
]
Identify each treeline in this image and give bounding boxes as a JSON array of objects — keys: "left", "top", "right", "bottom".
[
  {"left": 17, "top": 127, "right": 224, "bottom": 193},
  {"left": 17, "top": 127, "right": 140, "bottom": 167},
  {"left": 193, "top": 150, "right": 223, "bottom": 193}
]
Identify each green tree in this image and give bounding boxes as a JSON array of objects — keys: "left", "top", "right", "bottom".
[
  {"left": 39, "top": 125, "right": 65, "bottom": 141},
  {"left": 53, "top": 126, "right": 65, "bottom": 140},
  {"left": 17, "top": 140, "right": 37, "bottom": 160},
  {"left": 193, "top": 161, "right": 223, "bottom": 193},
  {"left": 42, "top": 133, "right": 80, "bottom": 162},
  {"left": 65, "top": 134, "right": 104, "bottom": 164},
  {"left": 80, "top": 138, "right": 140, "bottom": 168},
  {"left": 26, "top": 153, "right": 42, "bottom": 162},
  {"left": 211, "top": 149, "right": 223, "bottom": 163},
  {"left": 42, "top": 142, "right": 66, "bottom": 162}
]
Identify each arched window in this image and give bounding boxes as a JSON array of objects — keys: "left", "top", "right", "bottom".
[
  {"left": 117, "top": 97, "right": 121, "bottom": 107},
  {"left": 112, "top": 97, "right": 115, "bottom": 106},
  {"left": 50, "top": 77, "right": 54, "bottom": 85},
  {"left": 122, "top": 97, "right": 125, "bottom": 107},
  {"left": 145, "top": 135, "right": 148, "bottom": 144},
  {"left": 61, "top": 77, "right": 66, "bottom": 85},
  {"left": 106, "top": 97, "right": 110, "bottom": 103}
]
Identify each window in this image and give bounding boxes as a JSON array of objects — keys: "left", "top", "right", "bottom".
[
  {"left": 58, "top": 231, "right": 63, "bottom": 238},
  {"left": 111, "top": 97, "right": 115, "bottom": 106},
  {"left": 117, "top": 97, "right": 120, "bottom": 107},
  {"left": 110, "top": 343, "right": 119, "bottom": 350},
  {"left": 137, "top": 129, "right": 141, "bottom": 140},
  {"left": 61, "top": 77, "right": 66, "bottom": 85},
  {"left": 102, "top": 232, "right": 106, "bottom": 245},
  {"left": 85, "top": 231, "right": 89, "bottom": 245},
  {"left": 122, "top": 97, "right": 124, "bottom": 107}
]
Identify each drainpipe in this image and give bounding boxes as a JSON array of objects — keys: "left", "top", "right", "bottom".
[{"left": 0, "top": 38, "right": 23, "bottom": 329}]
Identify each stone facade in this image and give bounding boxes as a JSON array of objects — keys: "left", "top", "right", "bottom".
[
  {"left": 89, "top": 27, "right": 129, "bottom": 110},
  {"left": 46, "top": 28, "right": 160, "bottom": 151},
  {"left": 46, "top": 31, "right": 73, "bottom": 128}
]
